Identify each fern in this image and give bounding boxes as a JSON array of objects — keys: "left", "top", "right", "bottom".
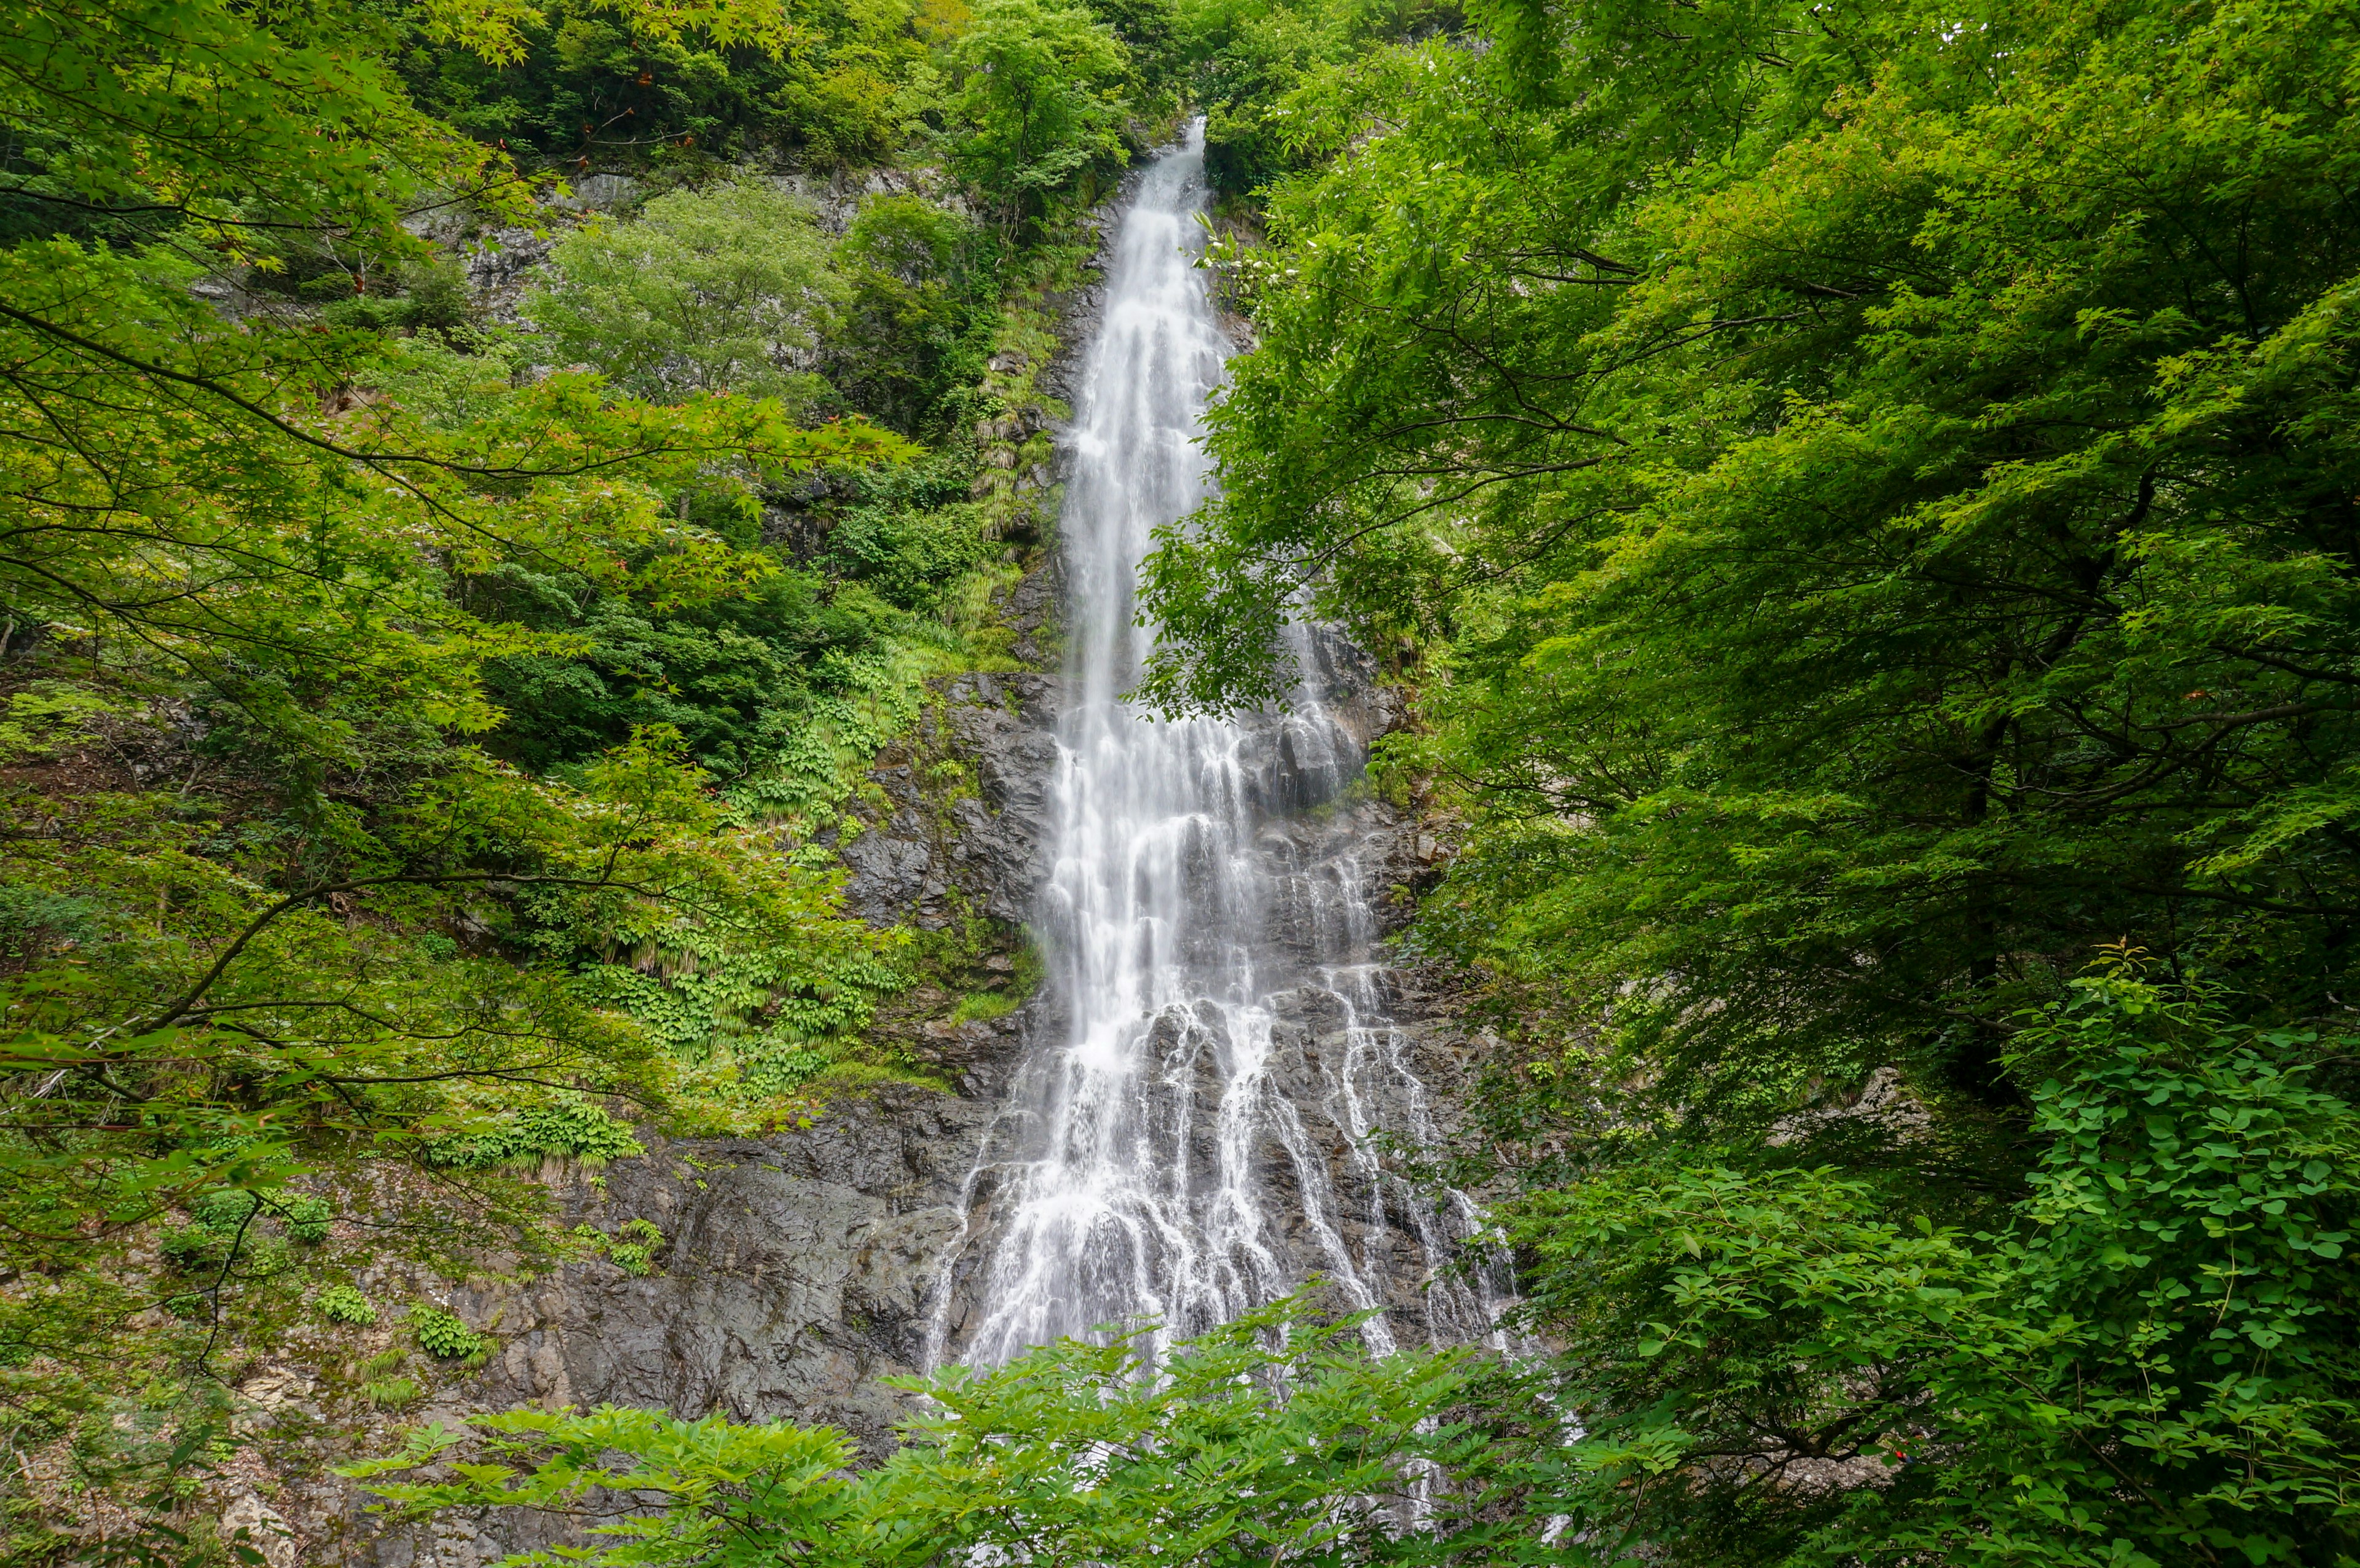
[{"left": 364, "top": 1376, "right": 423, "bottom": 1410}]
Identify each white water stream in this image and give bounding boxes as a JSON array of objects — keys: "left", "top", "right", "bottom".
[{"left": 929, "top": 126, "right": 1508, "bottom": 1368}]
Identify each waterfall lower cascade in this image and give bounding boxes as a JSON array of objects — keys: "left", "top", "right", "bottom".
[{"left": 930, "top": 125, "right": 1509, "bottom": 1368}]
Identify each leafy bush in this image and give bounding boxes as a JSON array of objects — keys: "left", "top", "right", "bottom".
[
  {"left": 382, "top": 0, "right": 909, "bottom": 171},
  {"left": 157, "top": 1225, "right": 234, "bottom": 1272},
  {"left": 824, "top": 503, "right": 998, "bottom": 611},
  {"left": 829, "top": 195, "right": 994, "bottom": 434},
  {"left": 0, "top": 681, "right": 127, "bottom": 761},
  {"left": 159, "top": 1190, "right": 264, "bottom": 1271},
  {"left": 948, "top": 989, "right": 1017, "bottom": 1025},
  {"left": 526, "top": 182, "right": 844, "bottom": 407},
  {"left": 321, "top": 258, "right": 476, "bottom": 335},
  {"left": 575, "top": 1218, "right": 667, "bottom": 1277},
  {"left": 350, "top": 1301, "right": 1567, "bottom": 1561},
  {"left": 429, "top": 1100, "right": 645, "bottom": 1170},
  {"left": 277, "top": 1195, "right": 333, "bottom": 1245},
  {"left": 410, "top": 1306, "right": 485, "bottom": 1361},
  {"left": 162, "top": 1189, "right": 335, "bottom": 1270},
  {"left": 479, "top": 567, "right": 838, "bottom": 777},
  {"left": 317, "top": 1286, "right": 377, "bottom": 1326},
  {"left": 187, "top": 1189, "right": 261, "bottom": 1231},
  {"left": 1502, "top": 974, "right": 2360, "bottom": 1566},
  {"left": 0, "top": 879, "right": 102, "bottom": 966},
  {"left": 949, "top": 0, "right": 1133, "bottom": 238}
]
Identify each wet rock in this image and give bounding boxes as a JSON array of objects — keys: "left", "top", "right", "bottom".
[
  {"left": 839, "top": 671, "right": 1063, "bottom": 930},
  {"left": 345, "top": 1089, "right": 1001, "bottom": 1564}
]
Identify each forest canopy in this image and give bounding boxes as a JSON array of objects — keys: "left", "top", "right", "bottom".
[{"left": 1133, "top": 0, "right": 2360, "bottom": 1561}]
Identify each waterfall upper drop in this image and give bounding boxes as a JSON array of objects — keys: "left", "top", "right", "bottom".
[{"left": 929, "top": 125, "right": 1508, "bottom": 1368}]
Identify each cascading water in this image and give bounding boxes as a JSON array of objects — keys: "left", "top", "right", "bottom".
[{"left": 929, "top": 124, "right": 1509, "bottom": 1369}]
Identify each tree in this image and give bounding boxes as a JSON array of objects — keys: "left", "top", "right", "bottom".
[
  {"left": 527, "top": 182, "right": 848, "bottom": 406},
  {"left": 946, "top": 0, "right": 1131, "bottom": 239},
  {"left": 1143, "top": 0, "right": 2360, "bottom": 1117},
  {"left": 349, "top": 1300, "right": 1575, "bottom": 1566},
  {"left": 828, "top": 193, "right": 993, "bottom": 434},
  {"left": 1135, "top": 1, "right": 2360, "bottom": 1559},
  {"left": 0, "top": 3, "right": 908, "bottom": 1535},
  {"left": 1500, "top": 970, "right": 2359, "bottom": 1567}
]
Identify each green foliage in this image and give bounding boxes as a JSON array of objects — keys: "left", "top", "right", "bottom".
[
  {"left": 0, "top": 0, "right": 1142, "bottom": 1556},
  {"left": 278, "top": 1196, "right": 334, "bottom": 1245},
  {"left": 0, "top": 8, "right": 929, "bottom": 1538},
  {"left": 0, "top": 680, "right": 127, "bottom": 761},
  {"left": 317, "top": 1286, "right": 378, "bottom": 1327},
  {"left": 411, "top": 1305, "right": 487, "bottom": 1361},
  {"left": 365, "top": 1376, "right": 425, "bottom": 1411},
  {"left": 158, "top": 1189, "right": 328, "bottom": 1268},
  {"left": 1172, "top": 0, "right": 1398, "bottom": 195},
  {"left": 350, "top": 1300, "right": 1580, "bottom": 1566},
  {"left": 431, "top": 1099, "right": 647, "bottom": 1170},
  {"left": 1135, "top": 0, "right": 2360, "bottom": 1562},
  {"left": 387, "top": 0, "right": 917, "bottom": 171},
  {"left": 946, "top": 988, "right": 1015, "bottom": 1025},
  {"left": 470, "top": 186, "right": 1008, "bottom": 836},
  {"left": 472, "top": 551, "right": 975, "bottom": 804},
  {"left": 1148, "top": 0, "right": 2360, "bottom": 1105},
  {"left": 574, "top": 1217, "right": 666, "bottom": 1275},
  {"left": 830, "top": 195, "right": 996, "bottom": 435},
  {"left": 824, "top": 500, "right": 999, "bottom": 612},
  {"left": 527, "top": 182, "right": 845, "bottom": 407},
  {"left": 1087, "top": 0, "right": 1184, "bottom": 103},
  {"left": 157, "top": 1225, "right": 237, "bottom": 1274},
  {"left": 1498, "top": 975, "right": 2360, "bottom": 1566},
  {"left": 948, "top": 0, "right": 1133, "bottom": 238}
]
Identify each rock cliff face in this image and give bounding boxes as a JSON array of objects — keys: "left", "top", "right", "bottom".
[
  {"left": 838, "top": 670, "right": 1063, "bottom": 936},
  {"left": 339, "top": 661, "right": 1071, "bottom": 1565},
  {"left": 344, "top": 1092, "right": 991, "bottom": 1566},
  {"left": 323, "top": 181, "right": 1473, "bottom": 1566},
  {"left": 337, "top": 622, "right": 1463, "bottom": 1567}
]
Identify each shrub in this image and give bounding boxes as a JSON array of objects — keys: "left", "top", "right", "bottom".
[
  {"left": 188, "top": 1189, "right": 261, "bottom": 1231},
  {"left": 411, "top": 1305, "right": 484, "bottom": 1360},
  {"left": 607, "top": 1218, "right": 664, "bottom": 1277},
  {"left": 430, "top": 1099, "right": 645, "bottom": 1170},
  {"left": 317, "top": 1285, "right": 377, "bottom": 1326},
  {"left": 829, "top": 194, "right": 991, "bottom": 433},
  {"left": 158, "top": 1225, "right": 234, "bottom": 1271},
  {"left": 166, "top": 1188, "right": 334, "bottom": 1268},
  {"left": 525, "top": 182, "right": 844, "bottom": 406},
  {"left": 572, "top": 1217, "right": 664, "bottom": 1276},
  {"left": 277, "top": 1194, "right": 334, "bottom": 1245},
  {"left": 950, "top": 989, "right": 1017, "bottom": 1026},
  {"left": 160, "top": 1188, "right": 262, "bottom": 1271}
]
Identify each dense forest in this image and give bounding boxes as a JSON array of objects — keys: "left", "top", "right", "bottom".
[{"left": 2, "top": 0, "right": 2355, "bottom": 1563}]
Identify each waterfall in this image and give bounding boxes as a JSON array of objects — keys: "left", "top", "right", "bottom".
[{"left": 928, "top": 124, "right": 1509, "bottom": 1369}]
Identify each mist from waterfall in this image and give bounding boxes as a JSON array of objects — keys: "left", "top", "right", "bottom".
[{"left": 929, "top": 124, "right": 1508, "bottom": 1369}]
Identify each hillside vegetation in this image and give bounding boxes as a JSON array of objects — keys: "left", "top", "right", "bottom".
[{"left": 3, "top": 0, "right": 2356, "bottom": 1564}]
